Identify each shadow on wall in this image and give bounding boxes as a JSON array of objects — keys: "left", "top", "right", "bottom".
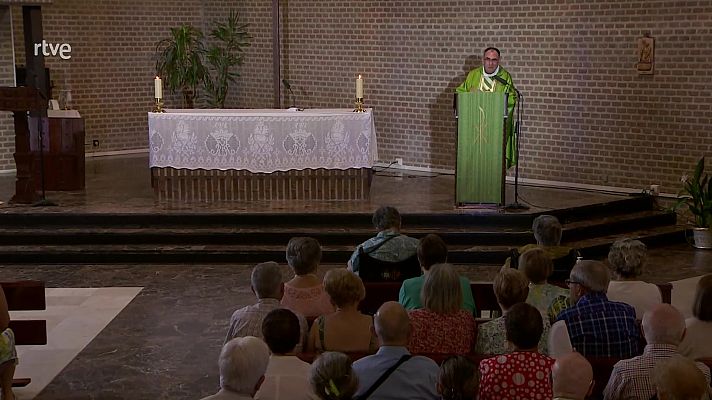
[{"left": 427, "top": 54, "right": 481, "bottom": 170}]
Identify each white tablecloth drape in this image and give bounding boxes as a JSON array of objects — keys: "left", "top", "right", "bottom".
[{"left": 148, "top": 109, "right": 378, "bottom": 173}]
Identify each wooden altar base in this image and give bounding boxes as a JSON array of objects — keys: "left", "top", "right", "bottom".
[{"left": 151, "top": 167, "right": 373, "bottom": 202}]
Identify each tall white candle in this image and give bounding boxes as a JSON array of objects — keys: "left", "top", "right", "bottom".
[
  {"left": 356, "top": 74, "right": 363, "bottom": 99},
  {"left": 154, "top": 76, "right": 163, "bottom": 99}
]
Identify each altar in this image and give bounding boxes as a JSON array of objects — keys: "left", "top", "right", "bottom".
[{"left": 148, "top": 108, "right": 378, "bottom": 201}]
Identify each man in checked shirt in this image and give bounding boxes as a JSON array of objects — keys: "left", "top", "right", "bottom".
[
  {"left": 556, "top": 260, "right": 640, "bottom": 358},
  {"left": 603, "top": 304, "right": 711, "bottom": 400}
]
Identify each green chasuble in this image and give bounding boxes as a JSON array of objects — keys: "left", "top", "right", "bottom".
[{"left": 456, "top": 66, "right": 518, "bottom": 167}]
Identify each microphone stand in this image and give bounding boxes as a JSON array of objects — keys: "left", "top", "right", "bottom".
[{"left": 503, "top": 82, "right": 528, "bottom": 211}]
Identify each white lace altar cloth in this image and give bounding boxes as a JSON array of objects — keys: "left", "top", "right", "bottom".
[{"left": 148, "top": 109, "right": 378, "bottom": 173}]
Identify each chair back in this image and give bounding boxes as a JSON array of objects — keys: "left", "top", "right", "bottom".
[{"left": 357, "top": 250, "right": 420, "bottom": 283}]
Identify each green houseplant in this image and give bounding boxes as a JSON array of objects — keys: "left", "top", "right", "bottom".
[
  {"left": 155, "top": 25, "right": 206, "bottom": 108},
  {"left": 203, "top": 11, "right": 252, "bottom": 108},
  {"left": 676, "top": 157, "right": 712, "bottom": 248}
]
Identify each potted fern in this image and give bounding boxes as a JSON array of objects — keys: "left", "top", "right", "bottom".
[
  {"left": 676, "top": 157, "right": 712, "bottom": 248},
  {"left": 203, "top": 11, "right": 251, "bottom": 108},
  {"left": 155, "top": 25, "right": 206, "bottom": 108},
  {"left": 155, "top": 13, "right": 250, "bottom": 109}
]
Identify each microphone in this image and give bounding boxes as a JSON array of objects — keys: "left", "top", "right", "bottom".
[
  {"left": 282, "top": 79, "right": 296, "bottom": 108},
  {"left": 281, "top": 79, "right": 292, "bottom": 91},
  {"left": 491, "top": 75, "right": 508, "bottom": 86},
  {"left": 490, "top": 75, "right": 521, "bottom": 98}
]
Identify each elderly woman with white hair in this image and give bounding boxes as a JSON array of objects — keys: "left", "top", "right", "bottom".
[
  {"left": 200, "top": 336, "right": 271, "bottom": 400},
  {"left": 408, "top": 263, "right": 475, "bottom": 354},
  {"left": 606, "top": 238, "right": 661, "bottom": 319}
]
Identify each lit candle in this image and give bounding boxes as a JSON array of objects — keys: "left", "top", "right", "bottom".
[
  {"left": 356, "top": 74, "right": 363, "bottom": 99},
  {"left": 154, "top": 76, "right": 163, "bottom": 99}
]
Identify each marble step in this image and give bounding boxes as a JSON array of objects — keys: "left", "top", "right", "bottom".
[
  {"left": 0, "top": 210, "right": 675, "bottom": 246},
  {"left": 0, "top": 195, "right": 655, "bottom": 229},
  {"left": 0, "top": 224, "right": 685, "bottom": 264}
]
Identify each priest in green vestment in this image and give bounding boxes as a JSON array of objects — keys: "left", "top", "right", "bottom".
[{"left": 456, "top": 47, "right": 518, "bottom": 167}]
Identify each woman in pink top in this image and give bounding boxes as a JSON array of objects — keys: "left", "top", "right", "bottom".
[
  {"left": 408, "top": 263, "right": 475, "bottom": 354},
  {"left": 281, "top": 237, "right": 335, "bottom": 318}
]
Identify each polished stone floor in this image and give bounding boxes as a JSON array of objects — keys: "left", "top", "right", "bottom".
[
  {"left": 0, "top": 154, "right": 708, "bottom": 399},
  {"left": 0, "top": 153, "right": 626, "bottom": 214}
]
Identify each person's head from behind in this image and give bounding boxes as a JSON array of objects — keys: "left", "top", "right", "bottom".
[
  {"left": 261, "top": 308, "right": 301, "bottom": 355},
  {"left": 552, "top": 352, "right": 594, "bottom": 400},
  {"left": 286, "top": 237, "right": 322, "bottom": 276},
  {"left": 374, "top": 301, "right": 410, "bottom": 346},
  {"left": 532, "top": 215, "right": 563, "bottom": 246},
  {"left": 323, "top": 268, "right": 365, "bottom": 309},
  {"left": 518, "top": 248, "right": 554, "bottom": 285},
  {"left": 251, "top": 261, "right": 284, "bottom": 300},
  {"left": 493, "top": 267, "right": 529, "bottom": 312},
  {"left": 309, "top": 351, "right": 358, "bottom": 400},
  {"left": 219, "top": 336, "right": 270, "bottom": 396},
  {"left": 642, "top": 304, "right": 685, "bottom": 346},
  {"left": 438, "top": 355, "right": 478, "bottom": 400},
  {"left": 417, "top": 234, "right": 448, "bottom": 271},
  {"left": 692, "top": 274, "right": 712, "bottom": 322},
  {"left": 372, "top": 206, "right": 401, "bottom": 232},
  {"left": 482, "top": 47, "right": 500, "bottom": 74},
  {"left": 421, "top": 263, "right": 462, "bottom": 315},
  {"left": 608, "top": 238, "right": 647, "bottom": 279},
  {"left": 652, "top": 355, "right": 707, "bottom": 400},
  {"left": 505, "top": 302, "right": 543, "bottom": 351},
  {"left": 568, "top": 260, "right": 610, "bottom": 303}
]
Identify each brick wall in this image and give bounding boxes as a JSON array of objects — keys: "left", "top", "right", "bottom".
[
  {"left": 253, "top": 0, "right": 712, "bottom": 192},
  {"left": 3, "top": 1, "right": 712, "bottom": 192},
  {"left": 0, "top": 6, "right": 16, "bottom": 170},
  {"left": 10, "top": 0, "right": 206, "bottom": 164}
]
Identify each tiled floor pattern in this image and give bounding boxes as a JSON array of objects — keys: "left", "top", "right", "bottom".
[{"left": 11, "top": 287, "right": 142, "bottom": 399}]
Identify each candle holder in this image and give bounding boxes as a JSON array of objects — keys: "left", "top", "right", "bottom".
[
  {"left": 353, "top": 97, "right": 365, "bottom": 113},
  {"left": 152, "top": 98, "right": 165, "bottom": 113}
]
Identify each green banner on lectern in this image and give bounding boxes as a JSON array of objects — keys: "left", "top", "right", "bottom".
[{"left": 456, "top": 92, "right": 506, "bottom": 205}]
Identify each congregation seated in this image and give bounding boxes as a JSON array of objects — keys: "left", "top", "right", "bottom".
[
  {"left": 557, "top": 260, "right": 640, "bottom": 358},
  {"left": 347, "top": 206, "right": 419, "bottom": 281},
  {"left": 679, "top": 274, "right": 712, "bottom": 360},
  {"left": 352, "top": 302, "right": 440, "bottom": 400},
  {"left": 438, "top": 355, "right": 477, "bottom": 400},
  {"left": 552, "top": 352, "right": 594, "bottom": 400},
  {"left": 478, "top": 303, "right": 555, "bottom": 400},
  {"left": 200, "top": 336, "right": 270, "bottom": 400},
  {"left": 225, "top": 261, "right": 308, "bottom": 353},
  {"left": 399, "top": 234, "right": 475, "bottom": 313},
  {"left": 507, "top": 215, "right": 579, "bottom": 282},
  {"left": 307, "top": 269, "right": 377, "bottom": 353},
  {"left": 518, "top": 247, "right": 569, "bottom": 316},
  {"left": 603, "top": 303, "right": 711, "bottom": 400},
  {"left": 309, "top": 352, "right": 358, "bottom": 400},
  {"left": 606, "top": 238, "right": 662, "bottom": 319},
  {"left": 282, "top": 237, "right": 335, "bottom": 318},
  {"left": 408, "top": 263, "right": 476, "bottom": 354},
  {"left": 652, "top": 355, "right": 710, "bottom": 400},
  {"left": 474, "top": 267, "right": 550, "bottom": 355},
  {"left": 256, "top": 309, "right": 317, "bottom": 400},
  {"left": 0, "top": 287, "right": 15, "bottom": 400}
]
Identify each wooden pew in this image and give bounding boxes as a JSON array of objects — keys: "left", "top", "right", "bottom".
[{"left": 2, "top": 280, "right": 47, "bottom": 387}]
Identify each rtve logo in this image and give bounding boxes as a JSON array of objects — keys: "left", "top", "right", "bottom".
[{"left": 33, "top": 40, "right": 72, "bottom": 60}]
